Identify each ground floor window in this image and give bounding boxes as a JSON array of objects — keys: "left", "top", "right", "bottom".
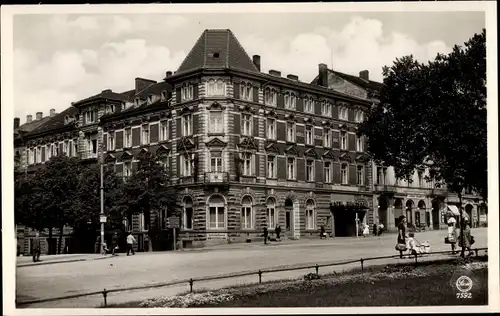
[
  {"left": 208, "top": 195, "right": 225, "bottom": 229},
  {"left": 241, "top": 196, "right": 253, "bottom": 229},
  {"left": 305, "top": 199, "right": 315, "bottom": 229},
  {"left": 183, "top": 197, "right": 194, "bottom": 230},
  {"left": 267, "top": 198, "right": 276, "bottom": 228}
]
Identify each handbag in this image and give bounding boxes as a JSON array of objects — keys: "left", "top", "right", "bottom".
[
  {"left": 395, "top": 243, "right": 407, "bottom": 251},
  {"left": 470, "top": 236, "right": 475, "bottom": 245}
]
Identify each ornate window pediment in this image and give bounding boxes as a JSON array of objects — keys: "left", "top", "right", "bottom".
[
  {"left": 238, "top": 104, "right": 256, "bottom": 114},
  {"left": 285, "top": 145, "right": 298, "bottom": 156},
  {"left": 104, "top": 153, "right": 116, "bottom": 163},
  {"left": 177, "top": 137, "right": 195, "bottom": 152},
  {"left": 304, "top": 147, "right": 320, "bottom": 159},
  {"left": 339, "top": 152, "right": 352, "bottom": 163},
  {"left": 207, "top": 101, "right": 226, "bottom": 111},
  {"left": 121, "top": 151, "right": 134, "bottom": 161},
  {"left": 323, "top": 149, "right": 337, "bottom": 160},
  {"left": 355, "top": 154, "right": 369, "bottom": 163},
  {"left": 265, "top": 141, "right": 280, "bottom": 154},
  {"left": 206, "top": 137, "right": 227, "bottom": 148},
  {"left": 156, "top": 144, "right": 170, "bottom": 157},
  {"left": 239, "top": 137, "right": 258, "bottom": 151}
]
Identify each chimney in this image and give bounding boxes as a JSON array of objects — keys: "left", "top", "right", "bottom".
[
  {"left": 252, "top": 55, "right": 261, "bottom": 72},
  {"left": 102, "top": 89, "right": 112, "bottom": 93},
  {"left": 166, "top": 71, "right": 172, "bottom": 78},
  {"left": 36, "top": 112, "right": 43, "bottom": 120},
  {"left": 14, "top": 118, "right": 20, "bottom": 129},
  {"left": 26, "top": 115, "right": 32, "bottom": 123},
  {"left": 287, "top": 74, "right": 299, "bottom": 81},
  {"left": 318, "top": 63, "right": 328, "bottom": 88},
  {"left": 50, "top": 109, "right": 56, "bottom": 117},
  {"left": 359, "top": 70, "right": 369, "bottom": 81},
  {"left": 269, "top": 69, "right": 281, "bottom": 77}
]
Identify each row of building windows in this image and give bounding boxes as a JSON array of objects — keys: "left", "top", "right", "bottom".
[
  {"left": 27, "top": 140, "right": 79, "bottom": 165},
  {"left": 105, "top": 120, "right": 170, "bottom": 151},
  {"left": 179, "top": 81, "right": 366, "bottom": 122}
]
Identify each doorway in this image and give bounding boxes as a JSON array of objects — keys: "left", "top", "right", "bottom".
[
  {"left": 432, "top": 200, "right": 440, "bottom": 230},
  {"left": 378, "top": 197, "right": 388, "bottom": 228},
  {"left": 284, "top": 198, "right": 293, "bottom": 237}
]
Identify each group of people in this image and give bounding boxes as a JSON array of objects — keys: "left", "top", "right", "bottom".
[
  {"left": 360, "top": 222, "right": 385, "bottom": 237},
  {"left": 98, "top": 231, "right": 137, "bottom": 256},
  {"left": 446, "top": 213, "right": 475, "bottom": 256}
]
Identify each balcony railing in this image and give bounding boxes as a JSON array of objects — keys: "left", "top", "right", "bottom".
[
  {"left": 204, "top": 172, "right": 229, "bottom": 185},
  {"left": 374, "top": 184, "right": 396, "bottom": 193}
]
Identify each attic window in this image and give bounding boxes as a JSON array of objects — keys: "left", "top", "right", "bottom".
[
  {"left": 213, "top": 52, "right": 220, "bottom": 59},
  {"left": 161, "top": 91, "right": 167, "bottom": 101},
  {"left": 135, "top": 98, "right": 140, "bottom": 106},
  {"left": 148, "top": 95, "right": 153, "bottom": 105}
]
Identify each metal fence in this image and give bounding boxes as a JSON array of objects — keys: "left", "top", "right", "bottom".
[{"left": 17, "top": 247, "right": 488, "bottom": 307}]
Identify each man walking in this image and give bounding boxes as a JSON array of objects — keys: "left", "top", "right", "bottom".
[
  {"left": 126, "top": 232, "right": 136, "bottom": 256},
  {"left": 32, "top": 231, "right": 41, "bottom": 262},
  {"left": 263, "top": 227, "right": 268, "bottom": 245},
  {"left": 111, "top": 232, "right": 119, "bottom": 256}
]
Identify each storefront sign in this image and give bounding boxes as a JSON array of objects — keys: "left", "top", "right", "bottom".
[{"left": 207, "top": 233, "right": 227, "bottom": 240}]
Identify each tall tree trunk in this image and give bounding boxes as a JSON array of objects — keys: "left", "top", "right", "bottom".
[
  {"left": 48, "top": 227, "right": 53, "bottom": 255},
  {"left": 57, "top": 224, "right": 64, "bottom": 255},
  {"left": 458, "top": 191, "right": 465, "bottom": 258}
]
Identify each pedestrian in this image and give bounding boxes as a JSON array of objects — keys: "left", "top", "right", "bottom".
[
  {"left": 111, "top": 232, "right": 119, "bottom": 256},
  {"left": 32, "top": 231, "right": 41, "bottom": 263},
  {"left": 378, "top": 223, "right": 384, "bottom": 236},
  {"left": 363, "top": 223, "right": 370, "bottom": 238},
  {"left": 275, "top": 224, "right": 281, "bottom": 240},
  {"left": 320, "top": 225, "right": 326, "bottom": 239},
  {"left": 373, "top": 223, "right": 378, "bottom": 236},
  {"left": 263, "top": 227, "right": 268, "bottom": 245},
  {"left": 126, "top": 232, "right": 136, "bottom": 256},
  {"left": 459, "top": 219, "right": 474, "bottom": 256},
  {"left": 397, "top": 215, "right": 408, "bottom": 259}
]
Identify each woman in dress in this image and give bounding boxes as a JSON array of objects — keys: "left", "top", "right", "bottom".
[
  {"left": 459, "top": 218, "right": 474, "bottom": 256},
  {"left": 397, "top": 215, "right": 408, "bottom": 258}
]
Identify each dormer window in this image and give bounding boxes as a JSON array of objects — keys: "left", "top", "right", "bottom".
[
  {"left": 135, "top": 98, "right": 141, "bottom": 107},
  {"left": 321, "top": 101, "right": 332, "bottom": 117},
  {"left": 147, "top": 95, "right": 153, "bottom": 105},
  {"left": 339, "top": 106, "right": 349, "bottom": 120},
  {"left": 161, "top": 91, "right": 167, "bottom": 101},
  {"left": 264, "top": 87, "right": 277, "bottom": 106},
  {"left": 239, "top": 81, "right": 253, "bottom": 101},
  {"left": 84, "top": 109, "right": 97, "bottom": 124},
  {"left": 354, "top": 110, "right": 365, "bottom": 123},
  {"left": 207, "top": 79, "right": 225, "bottom": 97},
  {"left": 284, "top": 91, "right": 296, "bottom": 110},
  {"left": 181, "top": 83, "right": 194, "bottom": 101},
  {"left": 106, "top": 104, "right": 115, "bottom": 114},
  {"left": 304, "top": 96, "right": 314, "bottom": 113}
]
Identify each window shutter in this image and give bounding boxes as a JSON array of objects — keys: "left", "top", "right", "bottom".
[
  {"left": 315, "top": 161, "right": 323, "bottom": 183},
  {"left": 296, "top": 125, "right": 304, "bottom": 144},
  {"left": 277, "top": 92, "right": 284, "bottom": 108},
  {"left": 349, "top": 165, "right": 357, "bottom": 185},
  {"left": 177, "top": 156, "right": 181, "bottom": 177},
  {"left": 132, "top": 128, "right": 141, "bottom": 147},
  {"left": 332, "top": 131, "right": 340, "bottom": 149},
  {"left": 277, "top": 157, "right": 286, "bottom": 179},
  {"left": 333, "top": 162, "right": 341, "bottom": 183},
  {"left": 59, "top": 143, "right": 64, "bottom": 154},
  {"left": 233, "top": 82, "right": 240, "bottom": 99},
  {"left": 315, "top": 100, "right": 321, "bottom": 115},
  {"left": 115, "top": 131, "right": 124, "bottom": 149},
  {"left": 41, "top": 147, "right": 46, "bottom": 161},
  {"left": 176, "top": 88, "right": 181, "bottom": 104},
  {"left": 176, "top": 118, "right": 182, "bottom": 137},
  {"left": 103, "top": 134, "right": 108, "bottom": 151},
  {"left": 348, "top": 108, "right": 354, "bottom": 121},
  {"left": 348, "top": 133, "right": 356, "bottom": 151},
  {"left": 253, "top": 117, "right": 259, "bottom": 137},
  {"left": 150, "top": 124, "right": 159, "bottom": 143},
  {"left": 296, "top": 158, "right": 305, "bottom": 181},
  {"left": 253, "top": 86, "right": 259, "bottom": 102},
  {"left": 193, "top": 115, "right": 199, "bottom": 135},
  {"left": 254, "top": 154, "right": 260, "bottom": 177},
  {"left": 115, "top": 164, "right": 123, "bottom": 176},
  {"left": 169, "top": 120, "right": 173, "bottom": 139},
  {"left": 296, "top": 95, "right": 304, "bottom": 112},
  {"left": 277, "top": 122, "right": 286, "bottom": 141},
  {"left": 234, "top": 113, "right": 241, "bottom": 134},
  {"left": 193, "top": 83, "right": 199, "bottom": 100}
]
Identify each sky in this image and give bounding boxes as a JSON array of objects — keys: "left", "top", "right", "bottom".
[{"left": 12, "top": 11, "right": 485, "bottom": 122}]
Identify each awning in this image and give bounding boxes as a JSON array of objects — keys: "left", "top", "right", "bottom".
[{"left": 446, "top": 205, "right": 460, "bottom": 216}]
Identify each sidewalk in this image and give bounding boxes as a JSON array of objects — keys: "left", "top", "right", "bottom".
[{"left": 17, "top": 253, "right": 113, "bottom": 268}]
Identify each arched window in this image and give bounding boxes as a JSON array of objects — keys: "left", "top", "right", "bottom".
[
  {"left": 241, "top": 196, "right": 253, "bottom": 229},
  {"left": 181, "top": 83, "right": 194, "bottom": 100},
  {"left": 304, "top": 96, "right": 314, "bottom": 113},
  {"left": 356, "top": 165, "right": 364, "bottom": 185},
  {"left": 305, "top": 200, "right": 315, "bottom": 229},
  {"left": 341, "top": 163, "right": 348, "bottom": 184},
  {"left": 183, "top": 197, "right": 194, "bottom": 230},
  {"left": 208, "top": 195, "right": 225, "bottom": 229},
  {"left": 239, "top": 81, "right": 253, "bottom": 101},
  {"left": 266, "top": 198, "right": 276, "bottom": 228},
  {"left": 264, "top": 87, "right": 277, "bottom": 106},
  {"left": 339, "top": 106, "right": 349, "bottom": 120}
]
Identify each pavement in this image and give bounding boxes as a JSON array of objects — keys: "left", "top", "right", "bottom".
[{"left": 15, "top": 227, "right": 488, "bottom": 308}]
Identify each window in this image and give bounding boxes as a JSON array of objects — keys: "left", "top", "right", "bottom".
[
  {"left": 266, "top": 198, "right": 276, "bottom": 228},
  {"left": 181, "top": 83, "right": 194, "bottom": 101},
  {"left": 264, "top": 87, "right": 277, "bottom": 106},
  {"left": 340, "top": 132, "right": 347, "bottom": 150},
  {"left": 284, "top": 92, "right": 296, "bottom": 109},
  {"left": 63, "top": 141, "right": 69, "bottom": 155},
  {"left": 324, "top": 161, "right": 332, "bottom": 183},
  {"left": 287, "top": 157, "right": 296, "bottom": 180},
  {"left": 183, "top": 198, "right": 193, "bottom": 230},
  {"left": 355, "top": 110, "right": 365, "bottom": 123},
  {"left": 242, "top": 114, "right": 252, "bottom": 136},
  {"left": 72, "top": 140, "right": 78, "bottom": 157},
  {"left": 147, "top": 95, "right": 153, "bottom": 105},
  {"left": 239, "top": 82, "right": 253, "bottom": 101},
  {"left": 323, "top": 128, "right": 332, "bottom": 147},
  {"left": 339, "top": 107, "right": 349, "bottom": 120},
  {"left": 46, "top": 145, "right": 52, "bottom": 160},
  {"left": 321, "top": 101, "right": 332, "bottom": 116},
  {"left": 125, "top": 128, "right": 132, "bottom": 148},
  {"left": 208, "top": 195, "right": 225, "bottom": 229},
  {"left": 140, "top": 212, "right": 149, "bottom": 231},
  {"left": 181, "top": 154, "right": 193, "bottom": 177},
  {"left": 207, "top": 79, "right": 225, "bottom": 97},
  {"left": 377, "top": 166, "right": 388, "bottom": 185},
  {"left": 209, "top": 111, "right": 223, "bottom": 134},
  {"left": 27, "top": 148, "right": 33, "bottom": 165},
  {"left": 124, "top": 162, "right": 132, "bottom": 178},
  {"left": 210, "top": 151, "right": 222, "bottom": 172},
  {"left": 123, "top": 216, "right": 131, "bottom": 232},
  {"left": 305, "top": 126, "right": 314, "bottom": 145},
  {"left": 341, "top": 163, "right": 348, "bottom": 184},
  {"left": 36, "top": 147, "right": 41, "bottom": 163},
  {"left": 418, "top": 171, "right": 424, "bottom": 187},
  {"left": 304, "top": 96, "right": 314, "bottom": 113},
  {"left": 356, "top": 136, "right": 363, "bottom": 152},
  {"left": 160, "top": 121, "right": 168, "bottom": 141},
  {"left": 286, "top": 122, "right": 295, "bottom": 142},
  {"left": 142, "top": 125, "right": 150, "bottom": 145},
  {"left": 183, "top": 114, "right": 193, "bottom": 136},
  {"left": 241, "top": 196, "right": 253, "bottom": 229},
  {"left": 305, "top": 200, "right": 315, "bottom": 230},
  {"left": 240, "top": 152, "right": 253, "bottom": 176},
  {"left": 306, "top": 160, "right": 314, "bottom": 182},
  {"left": 106, "top": 104, "right": 115, "bottom": 114},
  {"left": 92, "top": 139, "right": 97, "bottom": 154},
  {"left": 267, "top": 155, "right": 276, "bottom": 178},
  {"left": 357, "top": 165, "right": 364, "bottom": 185},
  {"left": 108, "top": 133, "right": 115, "bottom": 151},
  {"left": 161, "top": 91, "right": 168, "bottom": 102},
  {"left": 267, "top": 118, "right": 276, "bottom": 139},
  {"left": 85, "top": 110, "right": 97, "bottom": 124}
]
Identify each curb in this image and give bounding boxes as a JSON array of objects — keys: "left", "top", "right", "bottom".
[{"left": 17, "top": 255, "right": 113, "bottom": 268}]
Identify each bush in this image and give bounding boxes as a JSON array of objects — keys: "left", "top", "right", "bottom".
[
  {"left": 139, "top": 291, "right": 234, "bottom": 308},
  {"left": 303, "top": 273, "right": 320, "bottom": 281}
]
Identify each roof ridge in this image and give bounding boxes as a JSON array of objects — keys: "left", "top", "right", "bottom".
[
  {"left": 176, "top": 30, "right": 207, "bottom": 73},
  {"left": 227, "top": 29, "right": 259, "bottom": 72}
]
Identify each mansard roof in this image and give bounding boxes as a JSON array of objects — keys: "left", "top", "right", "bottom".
[
  {"left": 176, "top": 29, "right": 259, "bottom": 74},
  {"left": 24, "top": 106, "right": 79, "bottom": 138},
  {"left": 311, "top": 69, "right": 383, "bottom": 94},
  {"left": 72, "top": 89, "right": 130, "bottom": 107}
]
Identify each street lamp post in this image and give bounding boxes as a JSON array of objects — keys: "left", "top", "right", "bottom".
[{"left": 99, "top": 141, "right": 106, "bottom": 255}]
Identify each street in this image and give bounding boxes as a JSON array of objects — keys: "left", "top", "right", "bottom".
[{"left": 16, "top": 228, "right": 488, "bottom": 308}]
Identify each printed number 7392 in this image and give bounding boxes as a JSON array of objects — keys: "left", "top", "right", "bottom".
[{"left": 456, "top": 292, "right": 472, "bottom": 299}]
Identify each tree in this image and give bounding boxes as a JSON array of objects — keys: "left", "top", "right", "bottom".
[
  {"left": 14, "top": 171, "right": 46, "bottom": 232},
  {"left": 120, "top": 152, "right": 175, "bottom": 252},
  {"left": 358, "top": 29, "right": 486, "bottom": 257}
]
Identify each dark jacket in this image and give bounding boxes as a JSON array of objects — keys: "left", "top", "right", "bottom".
[{"left": 33, "top": 237, "right": 41, "bottom": 251}]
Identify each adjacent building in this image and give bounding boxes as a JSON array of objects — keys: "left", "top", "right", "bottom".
[{"left": 14, "top": 29, "right": 487, "bottom": 253}]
